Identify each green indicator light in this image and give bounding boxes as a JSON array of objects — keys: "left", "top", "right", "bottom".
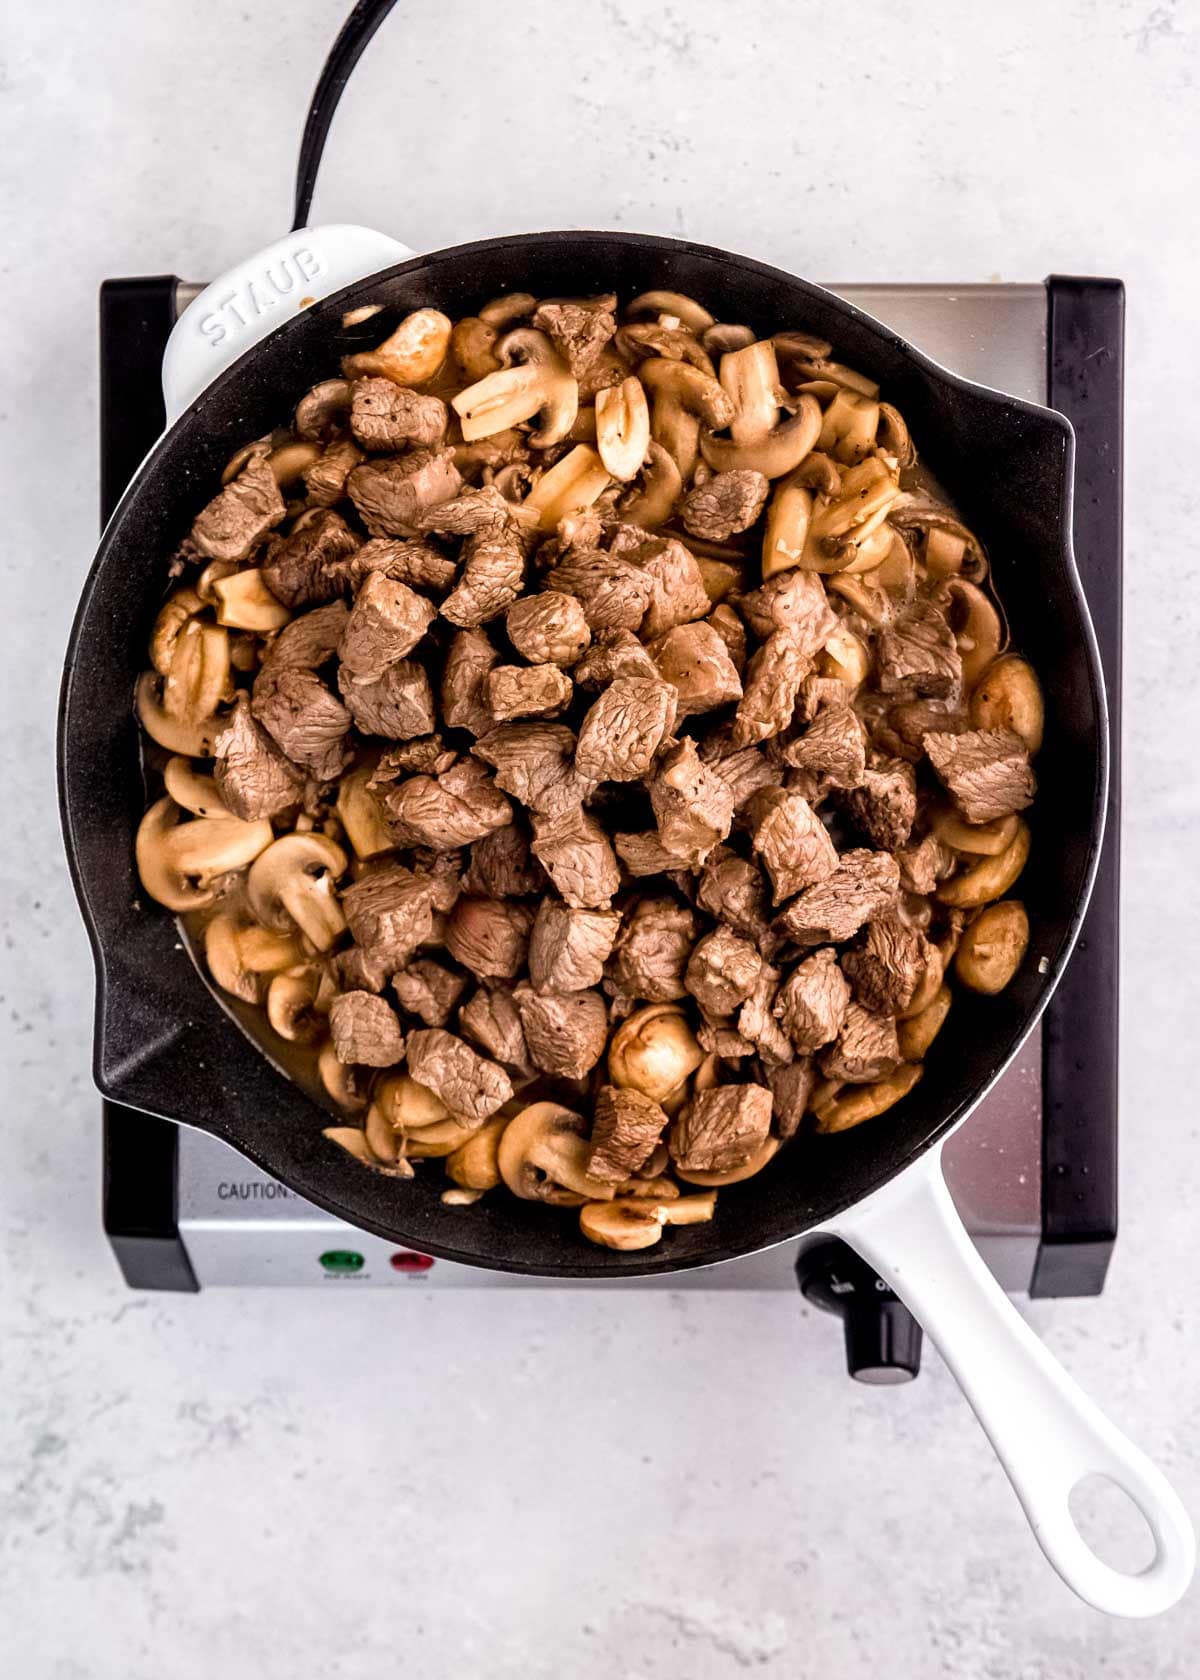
[{"left": 319, "top": 1249, "right": 365, "bottom": 1274}]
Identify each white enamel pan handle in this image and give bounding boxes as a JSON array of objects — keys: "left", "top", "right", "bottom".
[
  {"left": 828, "top": 1146, "right": 1194, "bottom": 1616},
  {"left": 161, "top": 223, "right": 414, "bottom": 425}
]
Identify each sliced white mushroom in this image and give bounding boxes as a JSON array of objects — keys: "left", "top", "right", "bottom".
[
  {"left": 701, "top": 393, "right": 822, "bottom": 478},
  {"left": 619, "top": 441, "right": 682, "bottom": 528},
  {"left": 135, "top": 796, "right": 272, "bottom": 913},
  {"left": 343, "top": 307, "right": 453, "bottom": 387},
  {"left": 498, "top": 1102, "right": 616, "bottom": 1205},
  {"left": 374, "top": 1073, "right": 451, "bottom": 1132},
  {"left": 266, "top": 965, "right": 325, "bottom": 1043},
  {"left": 335, "top": 768, "right": 396, "bottom": 860},
  {"left": 294, "top": 378, "right": 352, "bottom": 439},
  {"left": 267, "top": 440, "right": 323, "bottom": 488},
  {"left": 204, "top": 906, "right": 302, "bottom": 1002},
  {"left": 675, "top": 1137, "right": 780, "bottom": 1187},
  {"left": 594, "top": 376, "right": 650, "bottom": 481},
  {"left": 626, "top": 290, "right": 716, "bottom": 333},
  {"left": 162, "top": 756, "right": 229, "bottom": 817},
  {"left": 211, "top": 569, "right": 292, "bottom": 632},
  {"left": 579, "top": 1199, "right": 665, "bottom": 1251},
  {"left": 495, "top": 327, "right": 579, "bottom": 447},
  {"left": 246, "top": 832, "right": 348, "bottom": 950},
  {"left": 522, "top": 444, "right": 611, "bottom": 531},
  {"left": 719, "top": 339, "right": 782, "bottom": 445},
  {"left": 454, "top": 328, "right": 578, "bottom": 447},
  {"left": 608, "top": 1005, "right": 704, "bottom": 1103},
  {"left": 318, "top": 1039, "right": 369, "bottom": 1116},
  {"left": 149, "top": 588, "right": 206, "bottom": 675}
]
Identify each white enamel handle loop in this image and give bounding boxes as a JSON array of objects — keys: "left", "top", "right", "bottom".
[
  {"left": 829, "top": 1148, "right": 1194, "bottom": 1617},
  {"left": 161, "top": 223, "right": 416, "bottom": 425}
]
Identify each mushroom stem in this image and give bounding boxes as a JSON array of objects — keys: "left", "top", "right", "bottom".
[{"left": 719, "top": 340, "right": 782, "bottom": 445}]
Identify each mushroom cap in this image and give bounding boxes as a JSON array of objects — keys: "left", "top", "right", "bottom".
[
  {"left": 318, "top": 1039, "right": 369, "bottom": 1116},
  {"left": 266, "top": 964, "right": 324, "bottom": 1043},
  {"left": 375, "top": 1073, "right": 451, "bottom": 1132},
  {"left": 607, "top": 1005, "right": 704, "bottom": 1103},
  {"left": 343, "top": 308, "right": 453, "bottom": 387},
  {"left": 619, "top": 441, "right": 682, "bottom": 529},
  {"left": 135, "top": 796, "right": 273, "bottom": 913},
  {"left": 675, "top": 1136, "right": 781, "bottom": 1188},
  {"left": 701, "top": 393, "right": 822, "bottom": 478},
  {"left": 246, "top": 832, "right": 348, "bottom": 948},
  {"left": 497, "top": 1102, "right": 616, "bottom": 1204},
  {"left": 639, "top": 359, "right": 734, "bottom": 429},
  {"left": 204, "top": 907, "right": 301, "bottom": 1002},
  {"left": 163, "top": 755, "right": 229, "bottom": 818},
  {"left": 626, "top": 290, "right": 716, "bottom": 333}
]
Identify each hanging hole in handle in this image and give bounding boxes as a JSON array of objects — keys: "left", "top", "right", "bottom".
[{"left": 1068, "top": 1473, "right": 1159, "bottom": 1575}]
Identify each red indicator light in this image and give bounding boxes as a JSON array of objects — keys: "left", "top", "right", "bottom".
[{"left": 389, "top": 1250, "right": 435, "bottom": 1274}]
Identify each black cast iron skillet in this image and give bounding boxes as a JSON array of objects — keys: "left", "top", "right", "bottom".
[{"left": 55, "top": 2, "right": 1192, "bottom": 1620}]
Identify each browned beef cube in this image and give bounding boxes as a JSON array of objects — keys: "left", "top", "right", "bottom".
[
  {"left": 444, "top": 895, "right": 534, "bottom": 981},
  {"left": 191, "top": 453, "right": 285, "bottom": 562},
  {"left": 332, "top": 943, "right": 390, "bottom": 996},
  {"left": 685, "top": 926, "right": 763, "bottom": 1017},
  {"left": 670, "top": 1084, "right": 773, "bottom": 1174},
  {"left": 737, "top": 963, "right": 794, "bottom": 1067},
  {"left": 513, "top": 985, "right": 609, "bottom": 1079},
  {"left": 572, "top": 628, "right": 658, "bottom": 689},
  {"left": 841, "top": 912, "right": 930, "bottom": 1015},
  {"left": 251, "top": 668, "right": 352, "bottom": 781},
  {"left": 532, "top": 300, "right": 617, "bottom": 376},
  {"left": 749, "top": 788, "right": 839, "bottom": 904},
  {"left": 458, "top": 986, "right": 530, "bottom": 1071},
  {"left": 706, "top": 603, "right": 748, "bottom": 673},
  {"left": 486, "top": 662, "right": 573, "bottom": 722},
  {"left": 329, "top": 990, "right": 406, "bottom": 1068},
  {"left": 349, "top": 378, "right": 448, "bottom": 450},
  {"left": 896, "top": 832, "right": 955, "bottom": 895},
  {"left": 390, "top": 958, "right": 466, "bottom": 1028},
  {"left": 651, "top": 621, "right": 744, "bottom": 719},
  {"left": 766, "top": 1059, "right": 817, "bottom": 1140},
  {"left": 732, "top": 631, "right": 811, "bottom": 748},
  {"left": 461, "top": 822, "right": 543, "bottom": 898},
  {"left": 774, "top": 947, "right": 851, "bottom": 1053},
  {"left": 372, "top": 736, "right": 456, "bottom": 780},
  {"left": 338, "top": 658, "right": 435, "bottom": 739},
  {"left": 739, "top": 570, "right": 838, "bottom": 655},
  {"left": 696, "top": 848, "right": 772, "bottom": 943},
  {"left": 775, "top": 849, "right": 901, "bottom": 944},
  {"left": 442, "top": 628, "right": 499, "bottom": 736},
  {"left": 795, "top": 674, "right": 852, "bottom": 725},
  {"left": 575, "top": 676, "right": 677, "bottom": 783},
  {"left": 697, "top": 1022, "right": 756, "bottom": 1058},
  {"left": 304, "top": 437, "right": 363, "bottom": 507},
  {"left": 713, "top": 747, "right": 783, "bottom": 812},
  {"left": 608, "top": 896, "right": 697, "bottom": 1002},
  {"left": 348, "top": 450, "right": 462, "bottom": 537},
  {"left": 472, "top": 722, "right": 592, "bottom": 817},
  {"left": 586, "top": 1086, "right": 670, "bottom": 1183},
  {"left": 378, "top": 760, "right": 513, "bottom": 849},
  {"left": 613, "top": 830, "right": 682, "bottom": 878},
  {"left": 530, "top": 806, "right": 620, "bottom": 909},
  {"left": 212, "top": 694, "right": 304, "bottom": 821},
  {"left": 261, "top": 509, "right": 361, "bottom": 609},
  {"left": 924, "top": 728, "right": 1035, "bottom": 823},
  {"left": 529, "top": 900, "right": 621, "bottom": 993},
  {"left": 257, "top": 601, "right": 349, "bottom": 684},
  {"left": 348, "top": 536, "right": 458, "bottom": 595},
  {"left": 410, "top": 847, "right": 465, "bottom": 915},
  {"left": 405, "top": 1027, "right": 513, "bottom": 1125},
  {"left": 441, "top": 526, "right": 525, "bottom": 628},
  {"left": 819, "top": 1002, "right": 901, "bottom": 1084},
  {"left": 878, "top": 599, "right": 962, "bottom": 698},
  {"left": 841, "top": 760, "right": 918, "bottom": 849},
  {"left": 681, "top": 469, "right": 770, "bottom": 540},
  {"left": 648, "top": 737, "right": 735, "bottom": 866},
  {"left": 506, "top": 591, "right": 591, "bottom": 666},
  {"left": 782, "top": 704, "right": 867, "bottom": 789},
  {"left": 339, "top": 573, "right": 436, "bottom": 680},
  {"left": 546, "top": 550, "right": 653, "bottom": 634},
  {"left": 417, "top": 484, "right": 516, "bottom": 536},
  {"left": 342, "top": 865, "right": 436, "bottom": 977},
  {"left": 637, "top": 537, "right": 712, "bottom": 637},
  {"left": 883, "top": 698, "right": 968, "bottom": 762}
]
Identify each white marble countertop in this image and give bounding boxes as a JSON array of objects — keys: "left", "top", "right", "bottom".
[{"left": 3, "top": 0, "right": 1199, "bottom": 1672}]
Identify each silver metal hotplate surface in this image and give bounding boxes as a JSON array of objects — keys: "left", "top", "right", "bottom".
[{"left": 179, "top": 283, "right": 1048, "bottom": 1292}]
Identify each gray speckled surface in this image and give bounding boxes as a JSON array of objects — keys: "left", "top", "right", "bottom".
[{"left": 3, "top": 0, "right": 1199, "bottom": 1672}]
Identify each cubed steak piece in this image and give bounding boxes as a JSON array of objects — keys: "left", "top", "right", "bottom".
[
  {"left": 341, "top": 865, "right": 436, "bottom": 977},
  {"left": 338, "top": 658, "right": 435, "bottom": 739},
  {"left": 613, "top": 830, "right": 685, "bottom": 878},
  {"left": 212, "top": 694, "right": 305, "bottom": 821},
  {"left": 586, "top": 1086, "right": 670, "bottom": 1183},
  {"left": 191, "top": 453, "right": 286, "bottom": 562},
  {"left": 513, "top": 985, "right": 609, "bottom": 1079},
  {"left": 505, "top": 591, "right": 592, "bottom": 667},
  {"left": 775, "top": 849, "right": 900, "bottom": 944},
  {"left": 732, "top": 631, "right": 811, "bottom": 748},
  {"left": 530, "top": 806, "right": 620, "bottom": 909},
  {"left": 458, "top": 986, "right": 530, "bottom": 1071},
  {"left": 685, "top": 926, "right": 763, "bottom": 1018},
  {"left": 840, "top": 759, "right": 918, "bottom": 850},
  {"left": 251, "top": 668, "right": 352, "bottom": 782},
  {"left": 774, "top": 947, "right": 851, "bottom": 1053},
  {"left": 545, "top": 550, "right": 652, "bottom": 634},
  {"left": 924, "top": 728, "right": 1036, "bottom": 823},
  {"left": 441, "top": 628, "right": 500, "bottom": 736},
  {"left": 670, "top": 1084, "right": 773, "bottom": 1175},
  {"left": 739, "top": 570, "right": 838, "bottom": 655},
  {"left": 572, "top": 628, "right": 658, "bottom": 689},
  {"left": 529, "top": 901, "right": 621, "bottom": 994},
  {"left": 349, "top": 537, "right": 458, "bottom": 595},
  {"left": 896, "top": 831, "right": 954, "bottom": 895},
  {"left": 841, "top": 912, "right": 930, "bottom": 1015},
  {"left": 736, "top": 963, "right": 794, "bottom": 1067},
  {"left": 348, "top": 450, "right": 462, "bottom": 537},
  {"left": 349, "top": 378, "right": 448, "bottom": 450},
  {"left": 377, "top": 760, "right": 513, "bottom": 850},
  {"left": 608, "top": 896, "right": 697, "bottom": 1003},
  {"left": 819, "top": 1002, "right": 901, "bottom": 1085},
  {"left": 444, "top": 895, "right": 534, "bottom": 981},
  {"left": 637, "top": 537, "right": 712, "bottom": 637},
  {"left": 440, "top": 526, "right": 525, "bottom": 628},
  {"left": 533, "top": 300, "right": 617, "bottom": 376},
  {"left": 304, "top": 438, "right": 363, "bottom": 507},
  {"left": 749, "top": 788, "right": 839, "bottom": 904},
  {"left": 486, "top": 662, "right": 573, "bottom": 722},
  {"left": 417, "top": 484, "right": 518, "bottom": 536},
  {"left": 391, "top": 959, "right": 467, "bottom": 1028},
  {"left": 781, "top": 704, "right": 867, "bottom": 790},
  {"left": 575, "top": 676, "right": 677, "bottom": 783},
  {"left": 329, "top": 991, "right": 406, "bottom": 1068},
  {"left": 680, "top": 469, "right": 770, "bottom": 540},
  {"left": 461, "top": 822, "right": 544, "bottom": 898},
  {"left": 651, "top": 621, "right": 743, "bottom": 719},
  {"left": 472, "top": 722, "right": 592, "bottom": 817},
  {"left": 262, "top": 509, "right": 361, "bottom": 608},
  {"left": 696, "top": 848, "right": 772, "bottom": 944},
  {"left": 405, "top": 1028, "right": 513, "bottom": 1126},
  {"left": 648, "top": 737, "right": 735, "bottom": 866},
  {"left": 339, "top": 573, "right": 436, "bottom": 680},
  {"left": 766, "top": 1059, "right": 817, "bottom": 1141},
  {"left": 877, "top": 599, "right": 963, "bottom": 698}
]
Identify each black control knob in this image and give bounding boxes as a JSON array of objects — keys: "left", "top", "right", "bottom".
[{"left": 795, "top": 1237, "right": 922, "bottom": 1384}]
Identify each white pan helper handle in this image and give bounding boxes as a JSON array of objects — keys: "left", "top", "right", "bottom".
[
  {"left": 829, "top": 1146, "right": 1194, "bottom": 1616},
  {"left": 161, "top": 224, "right": 415, "bottom": 425}
]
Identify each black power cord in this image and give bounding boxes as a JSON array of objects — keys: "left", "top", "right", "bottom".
[{"left": 292, "top": 0, "right": 399, "bottom": 231}]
